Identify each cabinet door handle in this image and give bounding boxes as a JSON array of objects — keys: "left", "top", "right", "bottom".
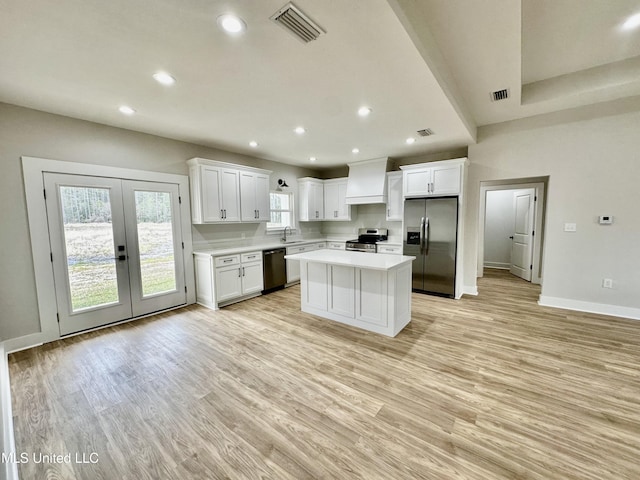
[
  {"left": 242, "top": 267, "right": 245, "bottom": 276},
  {"left": 220, "top": 209, "right": 224, "bottom": 219},
  {"left": 238, "top": 268, "right": 241, "bottom": 277}
]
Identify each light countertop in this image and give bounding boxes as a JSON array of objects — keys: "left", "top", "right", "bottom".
[{"left": 285, "top": 249, "right": 414, "bottom": 271}]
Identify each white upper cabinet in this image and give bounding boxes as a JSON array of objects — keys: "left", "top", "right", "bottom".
[
  {"left": 219, "top": 168, "right": 241, "bottom": 222},
  {"left": 400, "top": 158, "right": 466, "bottom": 198},
  {"left": 323, "top": 178, "right": 351, "bottom": 221},
  {"left": 385, "top": 172, "right": 403, "bottom": 221},
  {"left": 298, "top": 178, "right": 324, "bottom": 221},
  {"left": 188, "top": 158, "right": 271, "bottom": 224},
  {"left": 240, "top": 171, "right": 270, "bottom": 222}
]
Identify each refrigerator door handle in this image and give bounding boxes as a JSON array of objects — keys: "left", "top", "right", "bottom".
[
  {"left": 420, "top": 217, "right": 425, "bottom": 253},
  {"left": 424, "top": 217, "right": 430, "bottom": 255}
]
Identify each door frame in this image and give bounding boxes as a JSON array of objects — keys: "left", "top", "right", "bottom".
[
  {"left": 22, "top": 156, "right": 195, "bottom": 345},
  {"left": 477, "top": 178, "right": 547, "bottom": 285}
]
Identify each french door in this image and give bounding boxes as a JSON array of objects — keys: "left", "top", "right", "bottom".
[{"left": 44, "top": 173, "right": 186, "bottom": 335}]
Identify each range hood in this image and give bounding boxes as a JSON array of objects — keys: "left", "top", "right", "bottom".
[{"left": 345, "top": 157, "right": 390, "bottom": 205}]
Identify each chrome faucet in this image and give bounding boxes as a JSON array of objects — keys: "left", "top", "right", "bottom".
[{"left": 282, "top": 226, "right": 292, "bottom": 243}]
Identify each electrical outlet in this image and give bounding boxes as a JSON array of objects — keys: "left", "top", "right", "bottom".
[
  {"left": 564, "top": 223, "right": 577, "bottom": 232},
  {"left": 602, "top": 278, "right": 613, "bottom": 289}
]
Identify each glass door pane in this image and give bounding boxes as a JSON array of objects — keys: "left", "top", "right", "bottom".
[
  {"left": 134, "top": 190, "right": 177, "bottom": 296},
  {"left": 59, "top": 185, "right": 120, "bottom": 310}
]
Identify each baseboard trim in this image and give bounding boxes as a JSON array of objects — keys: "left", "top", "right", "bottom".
[
  {"left": 483, "top": 262, "right": 510, "bottom": 270},
  {"left": 3, "top": 332, "right": 44, "bottom": 354},
  {"left": 538, "top": 296, "right": 640, "bottom": 321},
  {"left": 1, "top": 344, "right": 20, "bottom": 480},
  {"left": 463, "top": 285, "right": 478, "bottom": 296}
]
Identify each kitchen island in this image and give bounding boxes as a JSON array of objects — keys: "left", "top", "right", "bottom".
[{"left": 284, "top": 249, "right": 415, "bottom": 337}]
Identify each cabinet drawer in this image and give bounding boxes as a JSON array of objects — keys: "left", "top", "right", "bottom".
[
  {"left": 327, "top": 242, "right": 345, "bottom": 250},
  {"left": 214, "top": 254, "right": 240, "bottom": 267},
  {"left": 287, "top": 245, "right": 308, "bottom": 254},
  {"left": 377, "top": 245, "right": 402, "bottom": 255},
  {"left": 241, "top": 251, "right": 262, "bottom": 263},
  {"left": 315, "top": 243, "right": 326, "bottom": 249}
]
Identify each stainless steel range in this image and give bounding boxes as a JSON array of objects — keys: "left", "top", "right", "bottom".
[{"left": 345, "top": 228, "right": 388, "bottom": 253}]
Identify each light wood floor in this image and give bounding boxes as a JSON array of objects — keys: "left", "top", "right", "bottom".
[{"left": 9, "top": 269, "right": 640, "bottom": 479}]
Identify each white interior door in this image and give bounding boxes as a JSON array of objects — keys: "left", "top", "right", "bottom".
[
  {"left": 45, "top": 173, "right": 186, "bottom": 335},
  {"left": 510, "top": 188, "right": 536, "bottom": 281}
]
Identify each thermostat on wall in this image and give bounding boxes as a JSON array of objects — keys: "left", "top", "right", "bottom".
[{"left": 599, "top": 215, "right": 613, "bottom": 225}]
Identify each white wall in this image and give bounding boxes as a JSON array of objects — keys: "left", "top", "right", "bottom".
[
  {"left": 0, "top": 103, "right": 318, "bottom": 341},
  {"left": 484, "top": 190, "right": 514, "bottom": 269},
  {"left": 464, "top": 103, "right": 640, "bottom": 315}
]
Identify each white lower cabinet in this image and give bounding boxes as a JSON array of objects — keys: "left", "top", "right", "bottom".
[
  {"left": 286, "top": 243, "right": 324, "bottom": 284},
  {"left": 215, "top": 264, "right": 243, "bottom": 302},
  {"left": 298, "top": 260, "right": 412, "bottom": 337},
  {"left": 356, "top": 269, "right": 387, "bottom": 326},
  {"left": 377, "top": 244, "right": 403, "bottom": 255},
  {"left": 305, "top": 262, "right": 328, "bottom": 310},
  {"left": 328, "top": 265, "right": 355, "bottom": 317},
  {"left": 194, "top": 251, "right": 263, "bottom": 309}
]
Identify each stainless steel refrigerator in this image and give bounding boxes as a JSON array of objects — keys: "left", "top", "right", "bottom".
[{"left": 403, "top": 197, "right": 458, "bottom": 298}]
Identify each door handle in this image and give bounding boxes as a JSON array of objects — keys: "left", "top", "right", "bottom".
[
  {"left": 118, "top": 255, "right": 127, "bottom": 261},
  {"left": 242, "top": 267, "right": 245, "bottom": 276},
  {"left": 238, "top": 268, "right": 241, "bottom": 277},
  {"left": 420, "top": 217, "right": 425, "bottom": 253},
  {"left": 509, "top": 236, "right": 514, "bottom": 239},
  {"left": 424, "top": 217, "right": 430, "bottom": 255}
]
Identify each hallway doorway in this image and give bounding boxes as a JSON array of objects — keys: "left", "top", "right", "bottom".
[{"left": 478, "top": 178, "right": 548, "bottom": 285}]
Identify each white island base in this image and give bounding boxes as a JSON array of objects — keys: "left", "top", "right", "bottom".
[{"left": 285, "top": 250, "right": 415, "bottom": 337}]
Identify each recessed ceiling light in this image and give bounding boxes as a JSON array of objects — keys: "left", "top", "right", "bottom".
[
  {"left": 152, "top": 72, "right": 176, "bottom": 86},
  {"left": 352, "top": 148, "right": 360, "bottom": 154},
  {"left": 294, "top": 126, "right": 306, "bottom": 135},
  {"left": 406, "top": 137, "right": 416, "bottom": 144},
  {"left": 249, "top": 141, "right": 258, "bottom": 148},
  {"left": 217, "top": 14, "right": 246, "bottom": 34},
  {"left": 309, "top": 157, "right": 316, "bottom": 162},
  {"left": 119, "top": 105, "right": 136, "bottom": 115},
  {"left": 623, "top": 13, "right": 640, "bottom": 30},
  {"left": 358, "top": 106, "right": 372, "bottom": 117}
]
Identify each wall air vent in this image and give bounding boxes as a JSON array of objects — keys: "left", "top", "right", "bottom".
[
  {"left": 491, "top": 88, "right": 510, "bottom": 101},
  {"left": 416, "top": 128, "right": 434, "bottom": 137},
  {"left": 270, "top": 3, "right": 325, "bottom": 43}
]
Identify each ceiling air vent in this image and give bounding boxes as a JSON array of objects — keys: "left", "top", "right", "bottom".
[
  {"left": 271, "top": 3, "right": 325, "bottom": 43},
  {"left": 416, "top": 128, "right": 435, "bottom": 137},
  {"left": 491, "top": 88, "right": 510, "bottom": 102}
]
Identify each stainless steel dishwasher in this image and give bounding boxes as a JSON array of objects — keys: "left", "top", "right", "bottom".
[{"left": 262, "top": 248, "right": 287, "bottom": 293}]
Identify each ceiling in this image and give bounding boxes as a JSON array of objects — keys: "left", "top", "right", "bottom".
[{"left": 1, "top": 0, "right": 640, "bottom": 168}]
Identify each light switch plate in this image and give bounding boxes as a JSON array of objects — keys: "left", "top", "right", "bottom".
[{"left": 564, "top": 223, "right": 577, "bottom": 232}]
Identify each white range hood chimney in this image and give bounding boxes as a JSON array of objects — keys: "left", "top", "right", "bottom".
[{"left": 345, "top": 157, "right": 390, "bottom": 205}]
